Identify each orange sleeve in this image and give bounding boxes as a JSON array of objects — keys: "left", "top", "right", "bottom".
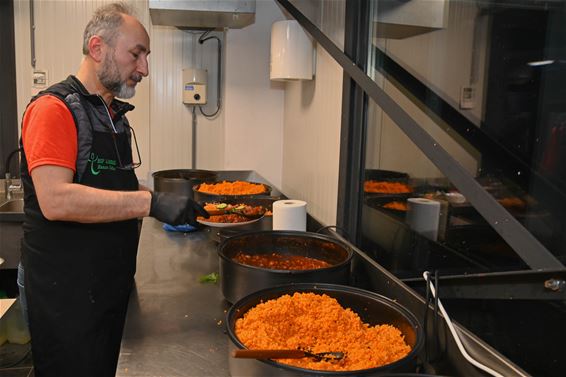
[{"left": 22, "top": 95, "right": 77, "bottom": 174}]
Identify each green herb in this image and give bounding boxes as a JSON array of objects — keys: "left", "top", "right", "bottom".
[
  {"left": 199, "top": 272, "right": 219, "bottom": 284},
  {"left": 216, "top": 203, "right": 228, "bottom": 209}
]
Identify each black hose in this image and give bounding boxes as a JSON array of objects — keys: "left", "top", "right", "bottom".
[{"left": 198, "top": 30, "right": 222, "bottom": 118}]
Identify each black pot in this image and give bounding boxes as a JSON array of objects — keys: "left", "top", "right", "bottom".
[
  {"left": 152, "top": 169, "right": 217, "bottom": 199},
  {"left": 218, "top": 231, "right": 353, "bottom": 303},
  {"left": 193, "top": 180, "right": 272, "bottom": 203},
  {"left": 226, "top": 283, "right": 424, "bottom": 377},
  {"left": 364, "top": 195, "right": 409, "bottom": 219},
  {"left": 364, "top": 169, "right": 410, "bottom": 183}
]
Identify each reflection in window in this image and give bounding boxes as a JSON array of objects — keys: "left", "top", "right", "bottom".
[
  {"left": 359, "top": 2, "right": 566, "bottom": 375},
  {"left": 363, "top": 0, "right": 566, "bottom": 265}
]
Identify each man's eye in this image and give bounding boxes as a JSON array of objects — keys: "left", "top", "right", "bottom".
[{"left": 131, "top": 52, "right": 139, "bottom": 59}]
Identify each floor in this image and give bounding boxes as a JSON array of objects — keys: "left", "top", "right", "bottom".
[{"left": 0, "top": 343, "right": 33, "bottom": 377}]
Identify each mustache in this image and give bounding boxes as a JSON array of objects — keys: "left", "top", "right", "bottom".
[{"left": 131, "top": 73, "right": 142, "bottom": 83}]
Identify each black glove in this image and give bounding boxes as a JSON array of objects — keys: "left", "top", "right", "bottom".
[{"left": 149, "top": 192, "right": 209, "bottom": 226}]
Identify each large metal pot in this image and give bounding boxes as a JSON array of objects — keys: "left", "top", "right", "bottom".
[
  {"left": 152, "top": 169, "right": 217, "bottom": 199},
  {"left": 218, "top": 231, "right": 353, "bottom": 303},
  {"left": 226, "top": 283, "right": 424, "bottom": 377}
]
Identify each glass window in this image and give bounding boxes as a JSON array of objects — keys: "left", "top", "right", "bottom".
[
  {"left": 363, "top": 0, "right": 566, "bottom": 269},
  {"left": 361, "top": 2, "right": 566, "bottom": 375}
]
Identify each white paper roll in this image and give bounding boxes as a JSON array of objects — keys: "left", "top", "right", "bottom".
[
  {"left": 272, "top": 200, "right": 307, "bottom": 231},
  {"left": 406, "top": 198, "right": 441, "bottom": 241}
]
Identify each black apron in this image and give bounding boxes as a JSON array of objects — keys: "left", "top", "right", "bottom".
[{"left": 23, "top": 126, "right": 139, "bottom": 377}]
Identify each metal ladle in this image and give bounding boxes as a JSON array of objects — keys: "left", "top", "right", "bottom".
[{"left": 232, "top": 349, "right": 344, "bottom": 361}]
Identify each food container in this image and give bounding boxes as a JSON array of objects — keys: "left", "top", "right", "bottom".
[
  {"left": 226, "top": 283, "right": 424, "bottom": 377},
  {"left": 204, "top": 197, "right": 281, "bottom": 243},
  {"left": 152, "top": 169, "right": 217, "bottom": 199},
  {"left": 193, "top": 180, "right": 272, "bottom": 203},
  {"left": 365, "top": 195, "right": 410, "bottom": 218},
  {"left": 363, "top": 169, "right": 413, "bottom": 196},
  {"left": 218, "top": 231, "right": 353, "bottom": 303}
]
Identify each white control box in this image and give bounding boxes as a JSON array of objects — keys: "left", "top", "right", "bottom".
[
  {"left": 31, "top": 69, "right": 48, "bottom": 96},
  {"left": 182, "top": 68, "right": 207, "bottom": 105}
]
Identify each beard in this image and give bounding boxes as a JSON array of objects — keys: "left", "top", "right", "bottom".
[{"left": 98, "top": 49, "right": 141, "bottom": 99}]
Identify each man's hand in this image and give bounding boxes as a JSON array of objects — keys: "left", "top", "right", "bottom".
[{"left": 149, "top": 192, "right": 209, "bottom": 226}]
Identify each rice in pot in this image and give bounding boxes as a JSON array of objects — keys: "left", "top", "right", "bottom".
[{"left": 234, "top": 292, "right": 411, "bottom": 371}]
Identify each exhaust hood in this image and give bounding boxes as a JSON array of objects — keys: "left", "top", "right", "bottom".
[
  {"left": 375, "top": 0, "right": 448, "bottom": 39},
  {"left": 149, "top": 0, "right": 256, "bottom": 29}
]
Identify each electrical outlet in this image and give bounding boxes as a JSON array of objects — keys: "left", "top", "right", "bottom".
[{"left": 459, "top": 86, "right": 474, "bottom": 109}]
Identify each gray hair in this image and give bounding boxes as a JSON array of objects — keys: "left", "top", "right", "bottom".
[{"left": 82, "top": 2, "right": 135, "bottom": 55}]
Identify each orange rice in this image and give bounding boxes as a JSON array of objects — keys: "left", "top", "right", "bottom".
[
  {"left": 197, "top": 180, "right": 267, "bottom": 195},
  {"left": 234, "top": 292, "right": 411, "bottom": 371},
  {"left": 383, "top": 201, "right": 408, "bottom": 211},
  {"left": 364, "top": 180, "right": 412, "bottom": 194}
]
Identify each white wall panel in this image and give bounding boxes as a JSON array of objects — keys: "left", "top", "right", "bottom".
[
  {"left": 13, "top": 0, "right": 31, "bottom": 129},
  {"left": 224, "top": 0, "right": 285, "bottom": 188},
  {"left": 148, "top": 26, "right": 225, "bottom": 175},
  {"left": 281, "top": 1, "right": 345, "bottom": 225}
]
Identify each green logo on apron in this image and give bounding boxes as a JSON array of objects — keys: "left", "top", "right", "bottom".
[{"left": 88, "top": 153, "right": 117, "bottom": 175}]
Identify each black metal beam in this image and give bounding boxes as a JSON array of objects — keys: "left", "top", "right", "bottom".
[
  {"left": 336, "top": 0, "right": 369, "bottom": 244},
  {"left": 0, "top": 0, "right": 19, "bottom": 177},
  {"left": 403, "top": 270, "right": 566, "bottom": 300}
]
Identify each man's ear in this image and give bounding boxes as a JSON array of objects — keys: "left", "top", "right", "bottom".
[{"left": 88, "top": 35, "right": 105, "bottom": 63}]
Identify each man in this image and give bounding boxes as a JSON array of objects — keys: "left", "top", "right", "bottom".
[{"left": 19, "top": 3, "right": 207, "bottom": 376}]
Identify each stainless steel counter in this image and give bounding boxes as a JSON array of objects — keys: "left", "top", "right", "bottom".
[
  {"left": 115, "top": 219, "right": 523, "bottom": 377},
  {"left": 117, "top": 170, "right": 279, "bottom": 376},
  {"left": 115, "top": 170, "right": 527, "bottom": 376},
  {"left": 116, "top": 218, "right": 230, "bottom": 377}
]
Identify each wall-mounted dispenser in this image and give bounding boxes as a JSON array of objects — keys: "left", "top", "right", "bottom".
[
  {"left": 182, "top": 68, "right": 207, "bottom": 105},
  {"left": 270, "top": 20, "right": 315, "bottom": 81}
]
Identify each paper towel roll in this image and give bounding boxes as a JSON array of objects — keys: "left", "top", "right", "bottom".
[
  {"left": 272, "top": 200, "right": 307, "bottom": 231},
  {"left": 406, "top": 198, "right": 441, "bottom": 241}
]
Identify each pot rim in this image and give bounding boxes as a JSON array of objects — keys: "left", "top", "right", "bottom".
[
  {"left": 226, "top": 283, "right": 424, "bottom": 376},
  {"left": 218, "top": 230, "right": 354, "bottom": 273},
  {"left": 152, "top": 169, "right": 218, "bottom": 181}
]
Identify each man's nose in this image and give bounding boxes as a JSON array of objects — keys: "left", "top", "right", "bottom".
[{"left": 138, "top": 56, "right": 149, "bottom": 77}]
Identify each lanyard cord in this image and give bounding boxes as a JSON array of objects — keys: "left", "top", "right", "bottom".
[{"left": 98, "top": 95, "right": 118, "bottom": 133}]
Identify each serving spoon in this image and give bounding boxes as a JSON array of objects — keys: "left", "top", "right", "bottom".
[{"left": 232, "top": 349, "right": 344, "bottom": 361}]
